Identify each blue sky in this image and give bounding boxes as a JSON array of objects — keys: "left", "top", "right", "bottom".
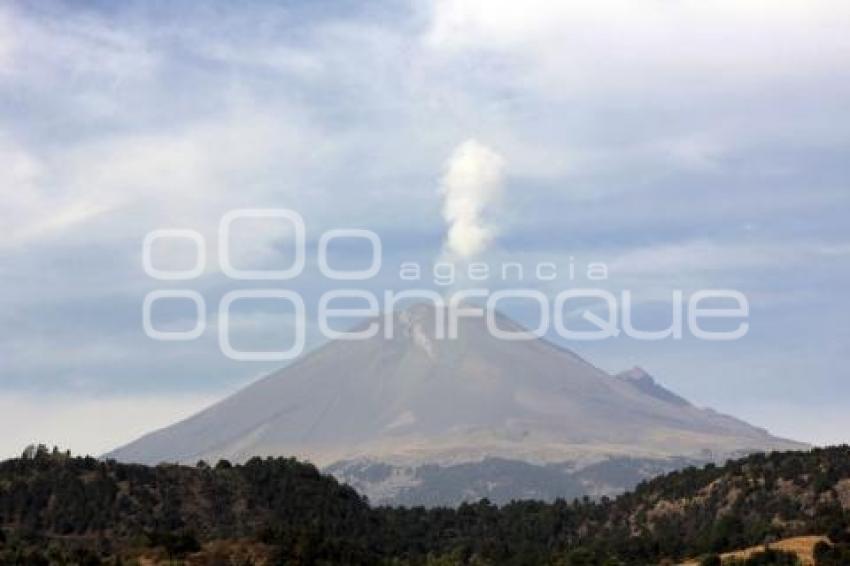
[{"left": 1, "top": 0, "right": 849, "bottom": 457}]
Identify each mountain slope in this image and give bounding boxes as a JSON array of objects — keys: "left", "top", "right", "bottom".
[
  {"left": 108, "top": 304, "right": 806, "bottom": 504},
  {"left": 615, "top": 366, "right": 693, "bottom": 407}
]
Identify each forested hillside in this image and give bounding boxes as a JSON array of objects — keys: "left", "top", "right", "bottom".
[{"left": 1, "top": 445, "right": 850, "bottom": 564}]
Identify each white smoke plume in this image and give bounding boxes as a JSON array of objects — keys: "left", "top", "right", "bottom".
[{"left": 439, "top": 139, "right": 505, "bottom": 259}]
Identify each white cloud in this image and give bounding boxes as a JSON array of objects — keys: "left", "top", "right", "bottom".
[
  {"left": 0, "top": 137, "right": 114, "bottom": 247},
  {"left": 0, "top": 3, "right": 157, "bottom": 87},
  {"left": 427, "top": 0, "right": 850, "bottom": 90},
  {"left": 440, "top": 139, "right": 505, "bottom": 258}
]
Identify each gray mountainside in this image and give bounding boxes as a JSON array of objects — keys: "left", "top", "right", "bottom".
[{"left": 108, "top": 304, "right": 806, "bottom": 505}]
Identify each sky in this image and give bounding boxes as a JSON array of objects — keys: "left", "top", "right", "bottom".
[{"left": 1, "top": 0, "right": 849, "bottom": 458}]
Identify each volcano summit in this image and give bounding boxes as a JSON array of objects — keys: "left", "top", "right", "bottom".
[{"left": 109, "top": 304, "right": 805, "bottom": 505}]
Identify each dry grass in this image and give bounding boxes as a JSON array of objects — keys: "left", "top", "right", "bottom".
[
  {"left": 680, "top": 535, "right": 828, "bottom": 565},
  {"left": 133, "top": 539, "right": 276, "bottom": 565}
]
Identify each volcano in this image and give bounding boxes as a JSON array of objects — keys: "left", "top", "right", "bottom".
[{"left": 108, "top": 304, "right": 805, "bottom": 504}]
